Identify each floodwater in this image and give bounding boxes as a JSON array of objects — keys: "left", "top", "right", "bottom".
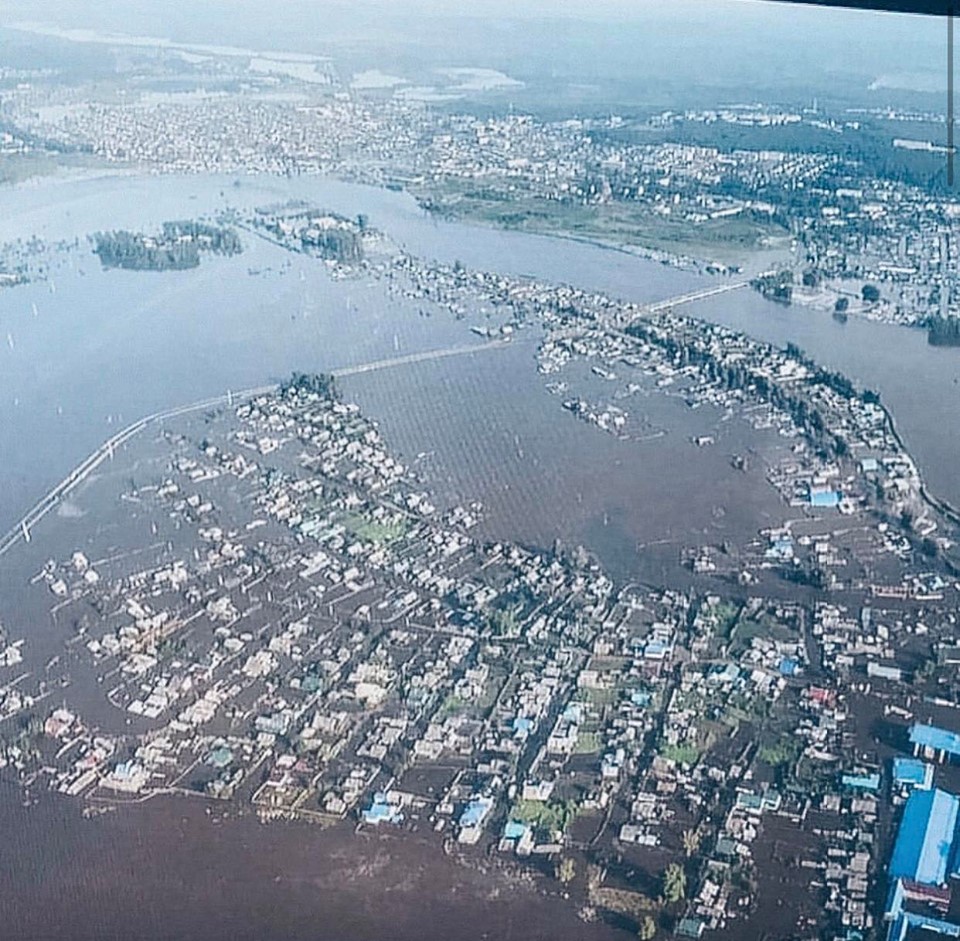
[
  {"left": 0, "top": 785, "right": 623, "bottom": 941},
  {"left": 0, "top": 171, "right": 812, "bottom": 596},
  {"left": 1, "top": 169, "right": 959, "bottom": 940},
  {"left": 1, "top": 171, "right": 958, "bottom": 540}
]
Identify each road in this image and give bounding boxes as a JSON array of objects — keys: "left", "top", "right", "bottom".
[
  {"left": 609, "top": 279, "right": 750, "bottom": 328},
  {"left": 0, "top": 336, "right": 515, "bottom": 561},
  {"left": 0, "top": 274, "right": 746, "bottom": 561}
]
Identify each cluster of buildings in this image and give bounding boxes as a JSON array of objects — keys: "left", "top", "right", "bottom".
[
  {"left": 879, "top": 726, "right": 960, "bottom": 941},
  {"left": 6, "top": 33, "right": 960, "bottom": 328},
  {"left": 1, "top": 322, "right": 959, "bottom": 939},
  {"left": 3, "top": 62, "right": 960, "bottom": 933}
]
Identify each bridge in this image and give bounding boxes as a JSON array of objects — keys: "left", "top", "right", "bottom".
[
  {"left": 0, "top": 337, "right": 514, "bottom": 561},
  {"left": 608, "top": 279, "right": 750, "bottom": 329}
]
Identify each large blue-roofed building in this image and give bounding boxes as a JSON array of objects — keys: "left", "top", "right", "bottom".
[
  {"left": 809, "top": 488, "right": 842, "bottom": 508},
  {"left": 889, "top": 788, "right": 960, "bottom": 887},
  {"left": 910, "top": 724, "right": 960, "bottom": 762}
]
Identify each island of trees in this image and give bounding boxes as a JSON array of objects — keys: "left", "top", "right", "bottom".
[
  {"left": 92, "top": 221, "right": 242, "bottom": 271},
  {"left": 927, "top": 315, "right": 960, "bottom": 347},
  {"left": 255, "top": 205, "right": 366, "bottom": 264},
  {"left": 750, "top": 269, "right": 793, "bottom": 303},
  {"left": 280, "top": 371, "right": 338, "bottom": 399},
  {"left": 299, "top": 222, "right": 363, "bottom": 264}
]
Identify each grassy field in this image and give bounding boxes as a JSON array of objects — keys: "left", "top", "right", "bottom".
[
  {"left": 412, "top": 179, "right": 791, "bottom": 267},
  {"left": 574, "top": 730, "right": 603, "bottom": 754},
  {"left": 343, "top": 512, "right": 409, "bottom": 545},
  {"left": 510, "top": 798, "right": 579, "bottom": 835},
  {"left": 659, "top": 743, "right": 701, "bottom": 765},
  {"left": 0, "top": 151, "right": 107, "bottom": 187}
]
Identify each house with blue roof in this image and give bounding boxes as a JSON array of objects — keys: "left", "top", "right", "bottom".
[
  {"left": 458, "top": 795, "right": 494, "bottom": 844},
  {"left": 765, "top": 534, "right": 794, "bottom": 561},
  {"left": 502, "top": 820, "right": 531, "bottom": 843},
  {"left": 512, "top": 716, "right": 535, "bottom": 739},
  {"left": 362, "top": 791, "right": 403, "bottom": 826},
  {"left": 207, "top": 745, "right": 234, "bottom": 770},
  {"left": 893, "top": 757, "right": 933, "bottom": 791},
  {"left": 889, "top": 788, "right": 960, "bottom": 886}
]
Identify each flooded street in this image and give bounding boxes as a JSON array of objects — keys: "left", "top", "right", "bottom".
[{"left": 1, "top": 169, "right": 959, "bottom": 941}]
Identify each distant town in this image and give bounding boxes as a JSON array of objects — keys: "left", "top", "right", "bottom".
[{"left": 4, "top": 58, "right": 960, "bottom": 346}]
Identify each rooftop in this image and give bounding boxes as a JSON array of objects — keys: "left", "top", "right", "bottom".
[{"left": 889, "top": 788, "right": 959, "bottom": 887}]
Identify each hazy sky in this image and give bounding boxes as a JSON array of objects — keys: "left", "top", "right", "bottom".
[
  {"left": 4, "top": 0, "right": 943, "bottom": 110},
  {"left": 7, "top": 0, "right": 933, "bottom": 24}
]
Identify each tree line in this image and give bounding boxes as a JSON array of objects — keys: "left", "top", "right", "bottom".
[{"left": 92, "top": 221, "right": 242, "bottom": 271}]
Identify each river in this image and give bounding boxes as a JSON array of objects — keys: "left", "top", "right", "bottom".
[
  {"left": 2, "top": 171, "right": 957, "bottom": 544},
  {"left": 0, "top": 167, "right": 956, "bottom": 941}
]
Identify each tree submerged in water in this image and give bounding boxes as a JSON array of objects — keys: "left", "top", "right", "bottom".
[
  {"left": 927, "top": 315, "right": 960, "bottom": 347},
  {"left": 280, "top": 372, "right": 338, "bottom": 399},
  {"left": 92, "top": 221, "right": 242, "bottom": 271}
]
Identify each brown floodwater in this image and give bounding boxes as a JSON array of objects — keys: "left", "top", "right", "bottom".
[{"left": 0, "top": 786, "right": 627, "bottom": 941}]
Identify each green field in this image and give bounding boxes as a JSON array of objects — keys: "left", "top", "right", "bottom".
[
  {"left": 412, "top": 179, "right": 791, "bottom": 266},
  {"left": 574, "top": 730, "right": 603, "bottom": 754},
  {"left": 659, "top": 743, "right": 702, "bottom": 765},
  {"left": 510, "top": 798, "right": 578, "bottom": 835},
  {"left": 343, "top": 512, "right": 409, "bottom": 544}
]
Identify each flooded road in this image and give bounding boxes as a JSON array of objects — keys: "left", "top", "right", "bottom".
[{"left": 0, "top": 169, "right": 957, "bottom": 941}]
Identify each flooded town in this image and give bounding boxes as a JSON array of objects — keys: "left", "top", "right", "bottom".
[
  {"left": 2, "top": 195, "right": 960, "bottom": 940},
  {"left": 3, "top": 4, "right": 960, "bottom": 941}
]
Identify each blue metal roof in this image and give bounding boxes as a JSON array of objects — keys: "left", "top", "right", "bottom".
[
  {"left": 512, "top": 716, "right": 534, "bottom": 735},
  {"left": 889, "top": 788, "right": 960, "bottom": 886},
  {"left": 900, "top": 912, "right": 960, "bottom": 939},
  {"left": 841, "top": 772, "right": 880, "bottom": 791},
  {"left": 459, "top": 796, "right": 493, "bottom": 829},
  {"left": 910, "top": 723, "right": 960, "bottom": 757},
  {"left": 893, "top": 757, "right": 932, "bottom": 788}
]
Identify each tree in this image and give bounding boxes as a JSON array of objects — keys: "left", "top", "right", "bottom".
[
  {"left": 862, "top": 284, "right": 881, "bottom": 304},
  {"left": 834, "top": 296, "right": 849, "bottom": 313},
  {"left": 489, "top": 608, "right": 520, "bottom": 637},
  {"left": 661, "top": 863, "right": 686, "bottom": 904},
  {"left": 638, "top": 915, "right": 657, "bottom": 940},
  {"left": 556, "top": 857, "right": 576, "bottom": 884}
]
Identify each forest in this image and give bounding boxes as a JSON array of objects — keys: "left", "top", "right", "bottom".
[
  {"left": 92, "top": 221, "right": 242, "bottom": 271},
  {"left": 927, "top": 315, "right": 960, "bottom": 347}
]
